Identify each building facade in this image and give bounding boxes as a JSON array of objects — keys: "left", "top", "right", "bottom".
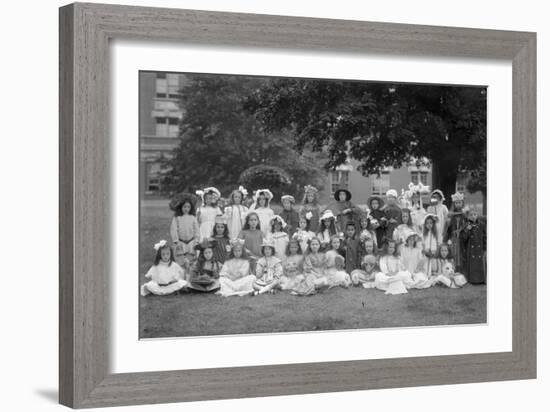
[{"left": 139, "top": 71, "right": 187, "bottom": 195}]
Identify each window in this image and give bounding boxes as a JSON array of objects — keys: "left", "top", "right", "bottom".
[
  {"left": 330, "top": 170, "right": 350, "bottom": 193},
  {"left": 371, "top": 172, "right": 390, "bottom": 196},
  {"left": 155, "top": 117, "right": 180, "bottom": 137},
  {"left": 167, "top": 74, "right": 180, "bottom": 98},
  {"left": 456, "top": 183, "right": 466, "bottom": 193},
  {"left": 411, "top": 171, "right": 428, "bottom": 185},
  {"left": 146, "top": 163, "right": 162, "bottom": 193}
]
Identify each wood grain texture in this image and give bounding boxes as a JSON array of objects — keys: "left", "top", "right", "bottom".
[{"left": 59, "top": 2, "right": 537, "bottom": 408}]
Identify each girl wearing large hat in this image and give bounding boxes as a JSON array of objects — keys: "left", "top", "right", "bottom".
[
  {"left": 325, "top": 187, "right": 361, "bottom": 233},
  {"left": 317, "top": 209, "right": 339, "bottom": 251},
  {"left": 217, "top": 239, "right": 257, "bottom": 297},
  {"left": 367, "top": 195, "right": 386, "bottom": 249},
  {"left": 196, "top": 187, "right": 222, "bottom": 242},
  {"left": 266, "top": 215, "right": 289, "bottom": 261},
  {"left": 224, "top": 185, "right": 249, "bottom": 240},
  {"left": 299, "top": 185, "right": 321, "bottom": 233},
  {"left": 250, "top": 189, "right": 275, "bottom": 238}
]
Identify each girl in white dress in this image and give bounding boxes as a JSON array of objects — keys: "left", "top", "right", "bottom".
[
  {"left": 392, "top": 208, "right": 415, "bottom": 247},
  {"left": 217, "top": 239, "right": 257, "bottom": 297},
  {"left": 431, "top": 243, "right": 468, "bottom": 288},
  {"left": 224, "top": 186, "right": 249, "bottom": 240},
  {"left": 317, "top": 209, "right": 339, "bottom": 251},
  {"left": 421, "top": 214, "right": 440, "bottom": 278},
  {"left": 324, "top": 236, "right": 352, "bottom": 288},
  {"left": 141, "top": 240, "right": 189, "bottom": 296},
  {"left": 351, "top": 254, "right": 379, "bottom": 288},
  {"left": 169, "top": 194, "right": 200, "bottom": 267},
  {"left": 196, "top": 187, "right": 222, "bottom": 241},
  {"left": 375, "top": 240, "right": 413, "bottom": 294},
  {"left": 292, "top": 214, "right": 316, "bottom": 255},
  {"left": 253, "top": 239, "right": 283, "bottom": 295},
  {"left": 399, "top": 230, "right": 432, "bottom": 289},
  {"left": 426, "top": 189, "right": 448, "bottom": 244},
  {"left": 266, "top": 215, "right": 290, "bottom": 261},
  {"left": 251, "top": 189, "right": 275, "bottom": 237}
]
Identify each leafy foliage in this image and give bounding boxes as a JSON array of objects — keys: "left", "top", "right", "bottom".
[
  {"left": 245, "top": 79, "right": 487, "bottom": 198},
  {"left": 161, "top": 75, "right": 326, "bottom": 198}
]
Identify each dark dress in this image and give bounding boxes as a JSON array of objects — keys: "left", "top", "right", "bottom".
[
  {"left": 343, "top": 237, "right": 361, "bottom": 273},
  {"left": 325, "top": 200, "right": 362, "bottom": 233},
  {"left": 370, "top": 209, "right": 387, "bottom": 249},
  {"left": 188, "top": 260, "right": 221, "bottom": 292},
  {"left": 461, "top": 219, "right": 486, "bottom": 284},
  {"left": 211, "top": 236, "right": 230, "bottom": 264},
  {"left": 446, "top": 212, "right": 467, "bottom": 272},
  {"left": 383, "top": 204, "right": 402, "bottom": 240},
  {"left": 278, "top": 208, "right": 300, "bottom": 236},
  {"left": 299, "top": 204, "right": 321, "bottom": 233}
]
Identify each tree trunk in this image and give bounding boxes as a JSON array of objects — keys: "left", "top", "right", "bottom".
[{"left": 431, "top": 158, "right": 458, "bottom": 208}]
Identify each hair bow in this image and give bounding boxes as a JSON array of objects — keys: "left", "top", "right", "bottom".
[
  {"left": 305, "top": 211, "right": 313, "bottom": 220},
  {"left": 153, "top": 240, "right": 168, "bottom": 251},
  {"left": 238, "top": 185, "right": 248, "bottom": 197}
]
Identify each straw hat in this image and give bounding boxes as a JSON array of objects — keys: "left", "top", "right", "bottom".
[
  {"left": 281, "top": 194, "right": 296, "bottom": 204},
  {"left": 430, "top": 189, "right": 445, "bottom": 201},
  {"left": 270, "top": 215, "right": 287, "bottom": 228},
  {"left": 320, "top": 209, "right": 336, "bottom": 221}
]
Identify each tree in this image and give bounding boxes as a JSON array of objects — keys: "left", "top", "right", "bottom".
[
  {"left": 245, "top": 79, "right": 487, "bottom": 204},
  {"left": 161, "top": 74, "right": 326, "bottom": 199},
  {"left": 239, "top": 165, "right": 292, "bottom": 200}
]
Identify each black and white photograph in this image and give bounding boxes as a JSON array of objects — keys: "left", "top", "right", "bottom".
[{"left": 139, "top": 71, "right": 487, "bottom": 339}]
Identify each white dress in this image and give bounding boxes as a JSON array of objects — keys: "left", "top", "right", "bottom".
[
  {"left": 427, "top": 203, "right": 448, "bottom": 243},
  {"left": 218, "top": 258, "right": 256, "bottom": 297},
  {"left": 224, "top": 205, "right": 249, "bottom": 240},
  {"left": 324, "top": 250, "right": 351, "bottom": 288},
  {"left": 198, "top": 206, "right": 222, "bottom": 241},
  {"left": 140, "top": 262, "right": 188, "bottom": 296},
  {"left": 375, "top": 255, "right": 413, "bottom": 294},
  {"left": 399, "top": 246, "right": 432, "bottom": 289},
  {"left": 292, "top": 229, "right": 316, "bottom": 254},
  {"left": 266, "top": 231, "right": 290, "bottom": 261},
  {"left": 254, "top": 207, "right": 275, "bottom": 237}
]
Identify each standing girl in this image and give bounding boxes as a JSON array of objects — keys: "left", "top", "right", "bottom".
[
  {"left": 326, "top": 188, "right": 361, "bottom": 233},
  {"left": 210, "top": 215, "right": 231, "bottom": 264},
  {"left": 251, "top": 189, "right": 275, "bottom": 237},
  {"left": 278, "top": 195, "right": 300, "bottom": 236},
  {"left": 169, "top": 193, "right": 200, "bottom": 267},
  {"left": 460, "top": 207, "right": 487, "bottom": 284},
  {"left": 409, "top": 183, "right": 428, "bottom": 234},
  {"left": 196, "top": 187, "right": 222, "bottom": 241},
  {"left": 317, "top": 209, "right": 339, "bottom": 251},
  {"left": 422, "top": 214, "right": 440, "bottom": 277},
  {"left": 187, "top": 241, "right": 221, "bottom": 292},
  {"left": 267, "top": 215, "right": 290, "bottom": 261},
  {"left": 224, "top": 186, "right": 249, "bottom": 240},
  {"left": 358, "top": 214, "right": 377, "bottom": 248},
  {"left": 141, "top": 240, "right": 188, "bottom": 296},
  {"left": 218, "top": 239, "right": 257, "bottom": 297},
  {"left": 299, "top": 185, "right": 321, "bottom": 234},
  {"left": 392, "top": 208, "right": 414, "bottom": 246},
  {"left": 292, "top": 214, "right": 316, "bottom": 255},
  {"left": 426, "top": 189, "right": 448, "bottom": 244},
  {"left": 445, "top": 192, "right": 467, "bottom": 272},
  {"left": 253, "top": 239, "right": 283, "bottom": 295},
  {"left": 238, "top": 211, "right": 264, "bottom": 262},
  {"left": 368, "top": 195, "right": 386, "bottom": 249}
]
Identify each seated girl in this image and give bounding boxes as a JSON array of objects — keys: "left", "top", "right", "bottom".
[
  {"left": 399, "top": 230, "right": 432, "bottom": 289},
  {"left": 324, "top": 235, "right": 352, "bottom": 288},
  {"left": 187, "top": 241, "right": 221, "bottom": 292},
  {"left": 141, "top": 240, "right": 189, "bottom": 296},
  {"left": 303, "top": 237, "right": 331, "bottom": 289},
  {"left": 253, "top": 239, "right": 283, "bottom": 295},
  {"left": 375, "top": 240, "right": 413, "bottom": 295},
  {"left": 432, "top": 243, "right": 468, "bottom": 288},
  {"left": 292, "top": 214, "right": 316, "bottom": 255},
  {"left": 217, "top": 239, "right": 257, "bottom": 297},
  {"left": 280, "top": 239, "right": 317, "bottom": 296},
  {"left": 351, "top": 254, "right": 379, "bottom": 288}
]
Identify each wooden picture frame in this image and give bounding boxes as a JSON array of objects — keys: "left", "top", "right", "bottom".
[{"left": 59, "top": 2, "right": 536, "bottom": 408}]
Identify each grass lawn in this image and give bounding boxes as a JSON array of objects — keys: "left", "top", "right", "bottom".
[{"left": 139, "top": 198, "right": 486, "bottom": 339}]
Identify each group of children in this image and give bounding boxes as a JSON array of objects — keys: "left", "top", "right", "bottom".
[{"left": 141, "top": 183, "right": 486, "bottom": 298}]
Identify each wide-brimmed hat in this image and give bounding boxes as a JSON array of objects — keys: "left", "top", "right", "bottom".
[
  {"left": 195, "top": 239, "right": 214, "bottom": 252},
  {"left": 386, "top": 189, "right": 398, "bottom": 198},
  {"left": 430, "top": 189, "right": 445, "bottom": 201},
  {"left": 422, "top": 213, "right": 439, "bottom": 225},
  {"left": 304, "top": 185, "right": 318, "bottom": 194},
  {"left": 333, "top": 188, "right": 352, "bottom": 201},
  {"left": 367, "top": 195, "right": 385, "bottom": 209},
  {"left": 281, "top": 194, "right": 295, "bottom": 204},
  {"left": 403, "top": 228, "right": 419, "bottom": 241},
  {"left": 253, "top": 189, "right": 274, "bottom": 201},
  {"left": 270, "top": 215, "right": 287, "bottom": 228},
  {"left": 260, "top": 239, "right": 276, "bottom": 254},
  {"left": 214, "top": 214, "right": 227, "bottom": 225},
  {"left": 320, "top": 209, "right": 336, "bottom": 221},
  {"left": 451, "top": 192, "right": 465, "bottom": 202}
]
